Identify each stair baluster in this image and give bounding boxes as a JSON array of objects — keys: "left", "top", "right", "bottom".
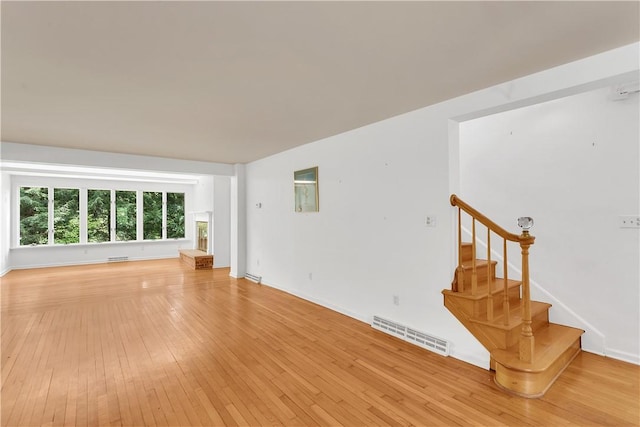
[
  {"left": 471, "top": 219, "right": 478, "bottom": 296},
  {"left": 456, "top": 208, "right": 464, "bottom": 292},
  {"left": 486, "top": 229, "right": 493, "bottom": 321},
  {"left": 503, "top": 238, "right": 510, "bottom": 327}
]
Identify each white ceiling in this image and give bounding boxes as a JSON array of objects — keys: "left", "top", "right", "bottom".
[{"left": 2, "top": 1, "right": 639, "bottom": 164}]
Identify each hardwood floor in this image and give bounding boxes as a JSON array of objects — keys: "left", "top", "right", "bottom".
[{"left": 1, "top": 259, "right": 638, "bottom": 426}]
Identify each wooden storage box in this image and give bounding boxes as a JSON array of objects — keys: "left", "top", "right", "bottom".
[{"left": 179, "top": 249, "right": 213, "bottom": 270}]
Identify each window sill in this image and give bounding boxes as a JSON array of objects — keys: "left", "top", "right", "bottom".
[{"left": 10, "top": 239, "right": 190, "bottom": 251}]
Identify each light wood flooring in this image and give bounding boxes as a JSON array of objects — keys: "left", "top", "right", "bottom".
[{"left": 1, "top": 259, "right": 639, "bottom": 426}]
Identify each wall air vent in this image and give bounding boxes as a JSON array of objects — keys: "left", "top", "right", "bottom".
[
  {"left": 107, "top": 256, "right": 129, "bottom": 263},
  {"left": 372, "top": 315, "right": 449, "bottom": 357},
  {"left": 245, "top": 273, "right": 262, "bottom": 284},
  {"left": 406, "top": 327, "right": 450, "bottom": 356},
  {"left": 372, "top": 315, "right": 407, "bottom": 339}
]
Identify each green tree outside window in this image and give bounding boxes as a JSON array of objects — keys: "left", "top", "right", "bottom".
[
  {"left": 20, "top": 187, "right": 184, "bottom": 245},
  {"left": 143, "top": 191, "right": 163, "bottom": 240},
  {"left": 167, "top": 192, "right": 185, "bottom": 239},
  {"left": 116, "top": 190, "right": 137, "bottom": 241},
  {"left": 20, "top": 187, "right": 49, "bottom": 246},
  {"left": 88, "top": 189, "right": 111, "bottom": 243},
  {"left": 53, "top": 188, "right": 80, "bottom": 244}
]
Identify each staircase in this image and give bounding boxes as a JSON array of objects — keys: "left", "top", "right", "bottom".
[{"left": 443, "top": 194, "right": 583, "bottom": 398}]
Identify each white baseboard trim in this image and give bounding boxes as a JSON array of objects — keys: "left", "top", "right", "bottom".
[
  {"left": 0, "top": 267, "right": 11, "bottom": 277},
  {"left": 258, "top": 280, "right": 369, "bottom": 325},
  {"left": 603, "top": 347, "right": 640, "bottom": 365},
  {"left": 449, "top": 349, "right": 490, "bottom": 370},
  {"left": 253, "top": 279, "right": 492, "bottom": 370}
]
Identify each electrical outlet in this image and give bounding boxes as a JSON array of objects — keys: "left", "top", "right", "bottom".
[
  {"left": 308, "top": 272, "right": 313, "bottom": 280},
  {"left": 619, "top": 216, "right": 640, "bottom": 228},
  {"left": 425, "top": 216, "right": 437, "bottom": 227},
  {"left": 393, "top": 295, "right": 399, "bottom": 306}
]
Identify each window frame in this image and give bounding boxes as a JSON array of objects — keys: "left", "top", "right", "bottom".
[{"left": 14, "top": 180, "right": 187, "bottom": 248}]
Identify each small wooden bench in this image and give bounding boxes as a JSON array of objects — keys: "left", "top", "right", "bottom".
[{"left": 179, "top": 249, "right": 213, "bottom": 270}]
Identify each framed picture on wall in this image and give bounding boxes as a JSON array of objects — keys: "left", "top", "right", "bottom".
[{"left": 294, "top": 167, "right": 319, "bottom": 212}]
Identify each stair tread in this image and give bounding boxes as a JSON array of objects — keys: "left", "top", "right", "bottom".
[
  {"left": 470, "top": 300, "right": 551, "bottom": 330},
  {"left": 491, "top": 323, "right": 584, "bottom": 373},
  {"left": 442, "top": 277, "right": 521, "bottom": 301}
]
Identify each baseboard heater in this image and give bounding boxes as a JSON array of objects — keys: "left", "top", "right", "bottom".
[
  {"left": 245, "top": 273, "right": 262, "bottom": 284},
  {"left": 107, "top": 256, "right": 129, "bottom": 263},
  {"left": 372, "top": 315, "right": 450, "bottom": 356}
]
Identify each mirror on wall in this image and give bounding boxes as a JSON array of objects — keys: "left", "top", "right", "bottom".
[
  {"left": 294, "top": 167, "right": 319, "bottom": 212},
  {"left": 196, "top": 221, "right": 208, "bottom": 252}
]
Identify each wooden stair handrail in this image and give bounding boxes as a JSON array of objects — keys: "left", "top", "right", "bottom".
[{"left": 450, "top": 194, "right": 534, "bottom": 244}]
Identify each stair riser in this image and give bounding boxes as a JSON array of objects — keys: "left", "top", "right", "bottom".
[
  {"left": 461, "top": 244, "right": 473, "bottom": 262},
  {"left": 462, "top": 264, "right": 497, "bottom": 287},
  {"left": 444, "top": 294, "right": 517, "bottom": 320},
  {"left": 471, "top": 288, "right": 520, "bottom": 319},
  {"left": 482, "top": 309, "right": 550, "bottom": 350},
  {"left": 443, "top": 286, "right": 520, "bottom": 319}
]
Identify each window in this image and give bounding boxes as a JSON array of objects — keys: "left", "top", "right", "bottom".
[
  {"left": 18, "top": 186, "right": 185, "bottom": 246},
  {"left": 53, "top": 188, "right": 80, "bottom": 244},
  {"left": 167, "top": 192, "right": 185, "bottom": 239},
  {"left": 115, "top": 190, "right": 137, "bottom": 241},
  {"left": 88, "top": 189, "right": 111, "bottom": 243},
  {"left": 143, "top": 191, "right": 163, "bottom": 240},
  {"left": 20, "top": 187, "right": 49, "bottom": 246}
]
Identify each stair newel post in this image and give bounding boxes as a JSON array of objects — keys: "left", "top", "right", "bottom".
[
  {"left": 518, "top": 228, "right": 535, "bottom": 363},
  {"left": 471, "top": 219, "right": 478, "bottom": 296},
  {"left": 503, "top": 238, "right": 510, "bottom": 327},
  {"left": 486, "top": 229, "right": 493, "bottom": 321}
]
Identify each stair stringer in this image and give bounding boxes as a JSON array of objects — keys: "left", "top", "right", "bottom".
[{"left": 442, "top": 290, "right": 508, "bottom": 355}]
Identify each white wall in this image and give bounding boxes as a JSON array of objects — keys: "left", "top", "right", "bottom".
[
  {"left": 460, "top": 87, "right": 639, "bottom": 363},
  {"left": 0, "top": 171, "right": 11, "bottom": 275},
  {"left": 244, "top": 43, "right": 640, "bottom": 368},
  {"left": 213, "top": 176, "right": 231, "bottom": 267},
  {"left": 193, "top": 175, "right": 214, "bottom": 213},
  {"left": 230, "top": 164, "right": 247, "bottom": 278}
]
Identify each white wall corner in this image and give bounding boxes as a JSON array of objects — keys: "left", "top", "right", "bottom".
[
  {"left": 230, "top": 163, "right": 247, "bottom": 278},
  {"left": 213, "top": 176, "right": 231, "bottom": 267}
]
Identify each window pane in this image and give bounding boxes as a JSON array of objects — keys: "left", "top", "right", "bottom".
[
  {"left": 53, "top": 188, "right": 80, "bottom": 244},
  {"left": 116, "top": 190, "right": 137, "bottom": 241},
  {"left": 88, "top": 189, "right": 111, "bottom": 243},
  {"left": 143, "top": 191, "right": 162, "bottom": 240},
  {"left": 167, "top": 192, "right": 185, "bottom": 239},
  {"left": 20, "top": 187, "right": 49, "bottom": 246}
]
